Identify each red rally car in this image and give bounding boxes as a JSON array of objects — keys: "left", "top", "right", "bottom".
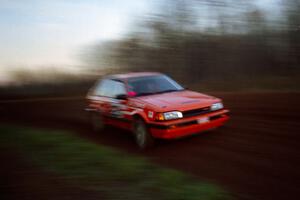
[{"left": 86, "top": 72, "right": 229, "bottom": 148}]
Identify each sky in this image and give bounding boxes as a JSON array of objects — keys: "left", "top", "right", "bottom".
[
  {"left": 0, "top": 0, "right": 151, "bottom": 71},
  {"left": 0, "top": 0, "right": 280, "bottom": 83}
]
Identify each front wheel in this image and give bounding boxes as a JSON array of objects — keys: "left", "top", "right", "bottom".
[{"left": 134, "top": 119, "right": 154, "bottom": 149}]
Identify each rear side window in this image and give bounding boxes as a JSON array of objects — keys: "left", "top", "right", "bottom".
[{"left": 92, "top": 79, "right": 126, "bottom": 98}]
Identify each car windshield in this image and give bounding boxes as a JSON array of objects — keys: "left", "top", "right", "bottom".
[{"left": 127, "top": 75, "right": 184, "bottom": 97}]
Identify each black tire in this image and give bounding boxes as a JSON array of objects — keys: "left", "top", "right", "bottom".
[
  {"left": 90, "top": 112, "right": 105, "bottom": 132},
  {"left": 134, "top": 118, "right": 154, "bottom": 149}
]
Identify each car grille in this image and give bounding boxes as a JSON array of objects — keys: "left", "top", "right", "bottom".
[{"left": 182, "top": 106, "right": 211, "bottom": 118}]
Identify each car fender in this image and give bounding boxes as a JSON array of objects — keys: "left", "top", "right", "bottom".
[{"left": 132, "top": 109, "right": 148, "bottom": 122}]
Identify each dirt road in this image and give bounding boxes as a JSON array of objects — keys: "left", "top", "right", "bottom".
[{"left": 1, "top": 92, "right": 300, "bottom": 200}]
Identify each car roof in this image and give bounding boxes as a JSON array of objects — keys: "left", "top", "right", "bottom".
[{"left": 106, "top": 72, "right": 162, "bottom": 81}]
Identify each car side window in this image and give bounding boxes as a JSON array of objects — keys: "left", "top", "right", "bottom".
[
  {"left": 93, "top": 79, "right": 126, "bottom": 98},
  {"left": 93, "top": 79, "right": 109, "bottom": 96},
  {"left": 111, "top": 80, "right": 126, "bottom": 98}
]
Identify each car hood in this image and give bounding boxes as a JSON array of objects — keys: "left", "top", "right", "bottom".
[{"left": 136, "top": 90, "right": 219, "bottom": 111}]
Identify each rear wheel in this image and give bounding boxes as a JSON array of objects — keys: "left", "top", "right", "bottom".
[
  {"left": 134, "top": 118, "right": 154, "bottom": 149},
  {"left": 90, "top": 112, "right": 105, "bottom": 132}
]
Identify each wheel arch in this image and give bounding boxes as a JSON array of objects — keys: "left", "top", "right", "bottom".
[
  {"left": 132, "top": 111, "right": 149, "bottom": 122},
  {"left": 132, "top": 113, "right": 147, "bottom": 127}
]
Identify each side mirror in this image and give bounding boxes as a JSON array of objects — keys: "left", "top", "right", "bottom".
[{"left": 116, "top": 94, "right": 128, "bottom": 100}]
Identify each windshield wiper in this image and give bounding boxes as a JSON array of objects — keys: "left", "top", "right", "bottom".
[
  {"left": 156, "top": 89, "right": 183, "bottom": 94},
  {"left": 136, "top": 92, "right": 156, "bottom": 97},
  {"left": 137, "top": 89, "right": 183, "bottom": 96}
]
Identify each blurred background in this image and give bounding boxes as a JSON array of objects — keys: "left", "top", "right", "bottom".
[{"left": 1, "top": 0, "right": 300, "bottom": 97}]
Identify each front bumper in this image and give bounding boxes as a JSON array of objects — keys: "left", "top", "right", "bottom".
[{"left": 149, "top": 109, "right": 229, "bottom": 139}]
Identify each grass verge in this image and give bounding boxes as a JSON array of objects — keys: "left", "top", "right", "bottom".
[{"left": 0, "top": 124, "right": 231, "bottom": 200}]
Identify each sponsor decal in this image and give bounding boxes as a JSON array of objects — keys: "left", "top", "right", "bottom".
[{"left": 148, "top": 111, "right": 154, "bottom": 118}]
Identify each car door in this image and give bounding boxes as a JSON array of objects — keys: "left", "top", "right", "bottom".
[
  {"left": 88, "top": 79, "right": 130, "bottom": 129},
  {"left": 87, "top": 79, "right": 114, "bottom": 117},
  {"left": 109, "top": 80, "right": 128, "bottom": 119}
]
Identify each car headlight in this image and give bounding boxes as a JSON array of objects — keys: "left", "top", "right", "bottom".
[
  {"left": 211, "top": 102, "right": 224, "bottom": 111},
  {"left": 156, "top": 111, "right": 183, "bottom": 121}
]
